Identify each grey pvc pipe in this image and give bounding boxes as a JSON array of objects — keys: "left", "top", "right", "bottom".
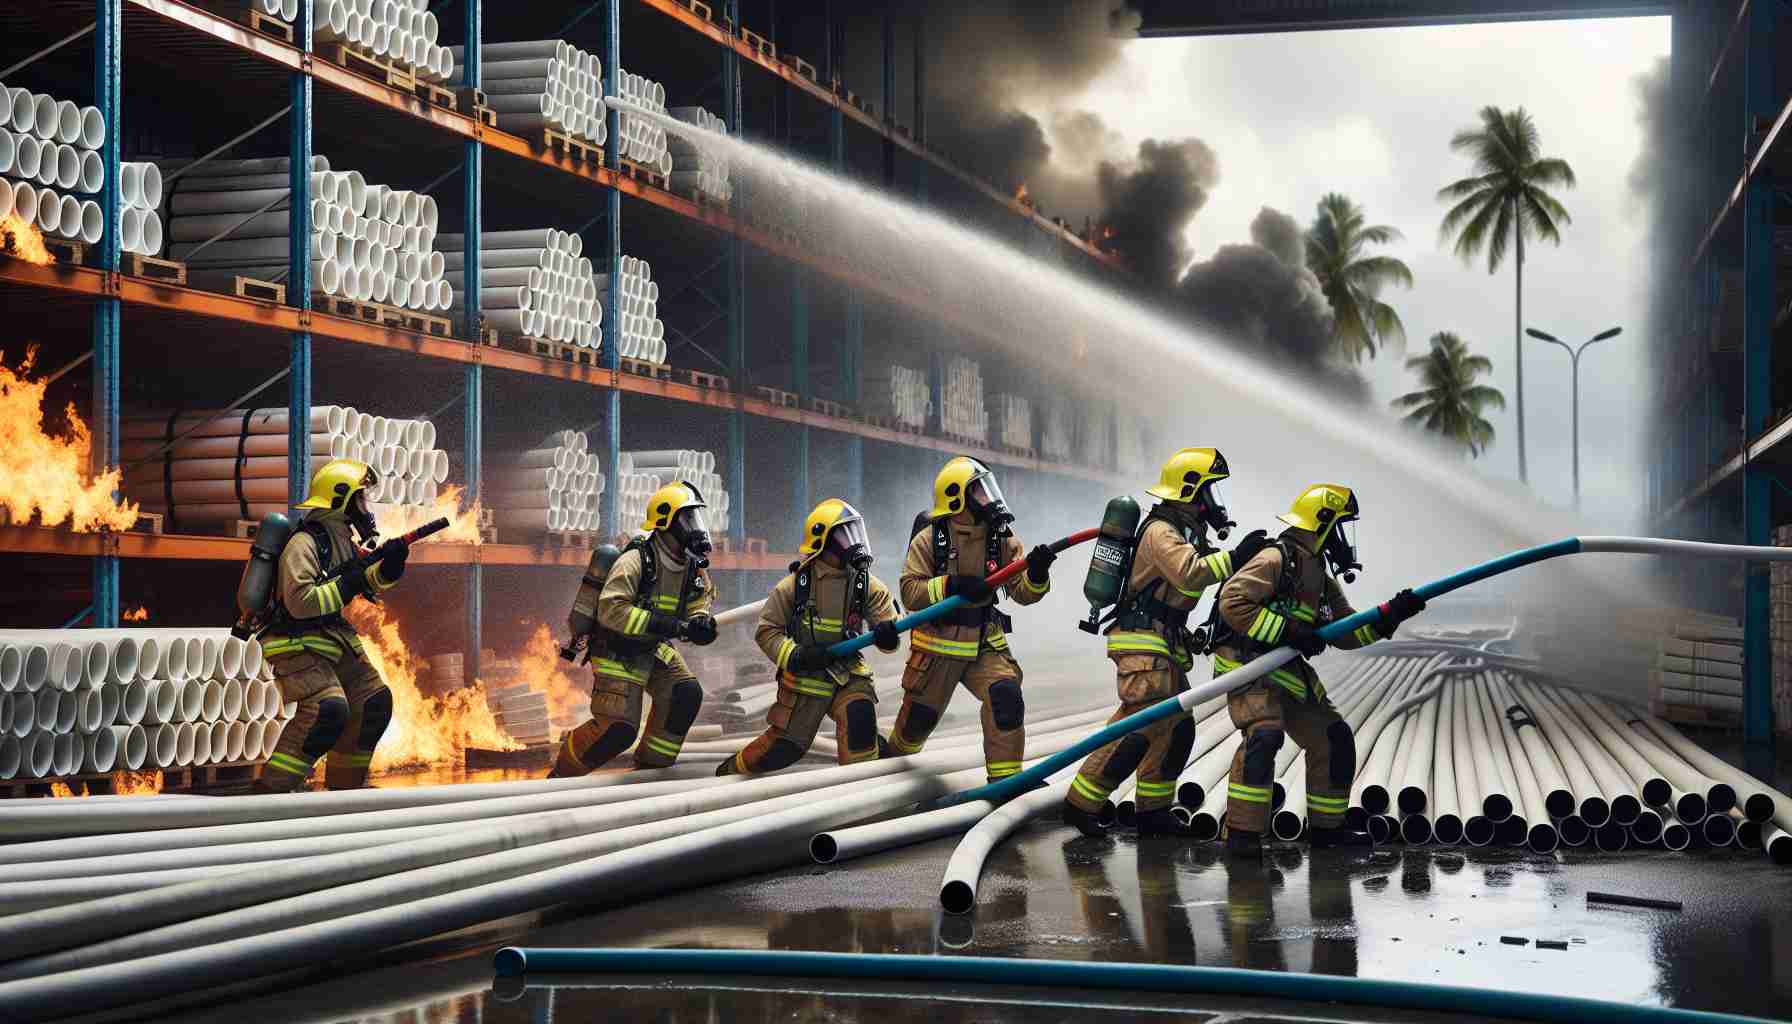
[
  {"left": 1394, "top": 666, "right": 1445, "bottom": 814},
  {"left": 812, "top": 798, "right": 992, "bottom": 864},
  {"left": 1466, "top": 673, "right": 1519, "bottom": 823},
  {"left": 1634, "top": 713, "right": 1779, "bottom": 823},
  {"left": 1430, "top": 683, "right": 1464, "bottom": 845},
  {"left": 1525, "top": 682, "right": 1638, "bottom": 825},
  {"left": 1490, "top": 674, "right": 1575, "bottom": 823},
  {"left": 1584, "top": 694, "right": 1729, "bottom": 815},
  {"left": 939, "top": 766, "right": 1075, "bottom": 915},
  {"left": 1557, "top": 689, "right": 1670, "bottom": 808},
  {"left": 1486, "top": 675, "right": 1557, "bottom": 853}
]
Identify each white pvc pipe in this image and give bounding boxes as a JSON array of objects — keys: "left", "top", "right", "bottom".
[
  {"left": 8, "top": 694, "right": 33, "bottom": 739},
  {"left": 84, "top": 727, "right": 119, "bottom": 774},
  {"left": 191, "top": 720, "right": 212, "bottom": 766},
  {"left": 0, "top": 736, "right": 18, "bottom": 780},
  {"left": 52, "top": 733, "right": 78, "bottom": 776},
  {"left": 939, "top": 768, "right": 1074, "bottom": 914},
  {"left": 23, "top": 733, "right": 53, "bottom": 778},
  {"left": 174, "top": 722, "right": 196, "bottom": 767},
  {"left": 150, "top": 724, "right": 177, "bottom": 768}
]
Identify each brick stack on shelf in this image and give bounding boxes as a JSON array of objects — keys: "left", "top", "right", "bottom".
[
  {"left": 863, "top": 361, "right": 930, "bottom": 432},
  {"left": 940, "top": 355, "right": 988, "bottom": 445},
  {"left": 993, "top": 394, "right": 1033, "bottom": 454},
  {"left": 487, "top": 429, "right": 605, "bottom": 539},
  {"left": 667, "top": 106, "right": 732, "bottom": 202},
  {"left": 163, "top": 156, "right": 450, "bottom": 320},
  {"left": 119, "top": 405, "right": 449, "bottom": 531},
  {"left": 601, "top": 254, "right": 665, "bottom": 364},
  {"left": 316, "top": 0, "right": 458, "bottom": 86},
  {"left": 441, "top": 228, "right": 602, "bottom": 351},
  {"left": 0, "top": 84, "right": 108, "bottom": 249},
  {"left": 616, "top": 69, "right": 672, "bottom": 180},
  {"left": 449, "top": 39, "right": 605, "bottom": 146},
  {"left": 1041, "top": 402, "right": 1073, "bottom": 461},
  {"left": 616, "top": 450, "right": 729, "bottom": 538}
]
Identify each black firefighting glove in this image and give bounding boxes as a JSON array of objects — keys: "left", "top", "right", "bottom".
[
  {"left": 332, "top": 562, "right": 374, "bottom": 605},
  {"left": 1376, "top": 588, "right": 1427, "bottom": 636},
  {"left": 1024, "top": 543, "right": 1057, "bottom": 585},
  {"left": 1283, "top": 620, "right": 1328, "bottom": 659},
  {"left": 684, "top": 613, "right": 719, "bottom": 646},
  {"left": 790, "top": 644, "right": 834, "bottom": 671},
  {"left": 872, "top": 620, "right": 901, "bottom": 652},
  {"left": 645, "top": 611, "right": 687, "bottom": 639},
  {"left": 947, "top": 574, "right": 994, "bottom": 603},
  {"left": 376, "top": 538, "right": 409, "bottom": 584},
  {"left": 1226, "top": 529, "right": 1269, "bottom": 576}
]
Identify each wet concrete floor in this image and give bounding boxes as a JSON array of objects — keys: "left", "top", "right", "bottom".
[{"left": 167, "top": 817, "right": 1792, "bottom": 1024}]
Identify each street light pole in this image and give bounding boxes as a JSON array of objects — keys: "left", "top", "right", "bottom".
[{"left": 1525, "top": 326, "right": 1622, "bottom": 508}]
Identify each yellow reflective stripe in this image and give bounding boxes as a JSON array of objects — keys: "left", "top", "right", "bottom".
[
  {"left": 925, "top": 576, "right": 946, "bottom": 604},
  {"left": 262, "top": 636, "right": 344, "bottom": 659},
  {"left": 1270, "top": 670, "right": 1309, "bottom": 699},
  {"left": 786, "top": 677, "right": 836, "bottom": 698},
  {"left": 1106, "top": 631, "right": 1172, "bottom": 657},
  {"left": 620, "top": 607, "right": 648, "bottom": 636},
  {"left": 1228, "top": 784, "right": 1272, "bottom": 803},
  {"left": 347, "top": 752, "right": 374, "bottom": 767},
  {"left": 1248, "top": 609, "right": 1286, "bottom": 644},
  {"left": 313, "top": 579, "right": 342, "bottom": 614},
  {"left": 1070, "top": 774, "right": 1112, "bottom": 802},
  {"left": 1354, "top": 624, "right": 1380, "bottom": 646},
  {"left": 643, "top": 734, "right": 683, "bottom": 758},
  {"left": 1135, "top": 780, "right": 1176, "bottom": 797},
  {"left": 653, "top": 595, "right": 682, "bottom": 610},
  {"left": 775, "top": 638, "right": 797, "bottom": 671},
  {"left": 266, "top": 752, "right": 313, "bottom": 776},
  {"left": 910, "top": 631, "right": 982, "bottom": 657},
  {"left": 1203, "top": 550, "right": 1233, "bottom": 580},
  {"left": 889, "top": 732, "right": 925, "bottom": 754},
  {"left": 986, "top": 632, "right": 1009, "bottom": 650},
  {"left": 369, "top": 564, "right": 397, "bottom": 593},
  {"left": 592, "top": 658, "right": 649, "bottom": 683},
  {"left": 1273, "top": 600, "right": 1317, "bottom": 624},
  {"left": 986, "top": 761, "right": 1022, "bottom": 779},
  {"left": 1307, "top": 794, "right": 1349, "bottom": 809},
  {"left": 1020, "top": 571, "right": 1049, "bottom": 595},
  {"left": 654, "top": 643, "right": 679, "bottom": 665},
  {"left": 842, "top": 747, "right": 880, "bottom": 763}
]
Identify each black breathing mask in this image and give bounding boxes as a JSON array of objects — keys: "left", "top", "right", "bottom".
[
  {"left": 670, "top": 506, "right": 713, "bottom": 566},
  {"left": 826, "top": 516, "right": 873, "bottom": 570},
  {"left": 1196, "top": 479, "right": 1236, "bottom": 541},
  {"left": 1322, "top": 519, "right": 1362, "bottom": 583}
]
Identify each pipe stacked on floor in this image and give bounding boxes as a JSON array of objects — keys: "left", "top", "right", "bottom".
[
  {"left": 617, "top": 450, "right": 729, "bottom": 535},
  {"left": 862, "top": 361, "right": 931, "bottom": 430},
  {"left": 119, "top": 405, "right": 447, "bottom": 528},
  {"left": 316, "top": 0, "right": 457, "bottom": 83},
  {"left": 1653, "top": 631, "right": 1743, "bottom": 717},
  {"left": 163, "top": 156, "right": 450, "bottom": 313},
  {"left": 992, "top": 394, "right": 1032, "bottom": 450},
  {"left": 440, "top": 228, "right": 602, "bottom": 348},
  {"left": 601, "top": 254, "right": 665, "bottom": 363},
  {"left": 448, "top": 40, "right": 607, "bottom": 144},
  {"left": 0, "top": 82, "right": 106, "bottom": 245},
  {"left": 1041, "top": 402, "right": 1074, "bottom": 461},
  {"left": 487, "top": 429, "right": 603, "bottom": 536},
  {"left": 941, "top": 355, "right": 988, "bottom": 442},
  {"left": 615, "top": 69, "right": 672, "bottom": 177},
  {"left": 667, "top": 106, "right": 733, "bottom": 202},
  {"left": 0, "top": 628, "right": 284, "bottom": 780}
]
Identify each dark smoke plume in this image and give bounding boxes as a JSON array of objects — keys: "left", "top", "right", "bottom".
[
  {"left": 1627, "top": 57, "right": 1686, "bottom": 385},
  {"left": 1094, "top": 139, "right": 1219, "bottom": 287}
]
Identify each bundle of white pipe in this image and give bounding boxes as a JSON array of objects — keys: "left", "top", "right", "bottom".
[
  {"left": 616, "top": 450, "right": 730, "bottom": 535},
  {"left": 447, "top": 40, "right": 606, "bottom": 145},
  {"left": 0, "top": 84, "right": 106, "bottom": 245},
  {"left": 941, "top": 354, "right": 989, "bottom": 443},
  {"left": 117, "top": 405, "right": 446, "bottom": 524},
  {"left": 117, "top": 162, "right": 164, "bottom": 255},
  {"left": 489, "top": 429, "right": 603, "bottom": 536},
  {"left": 599, "top": 253, "right": 666, "bottom": 363},
  {"left": 666, "top": 106, "right": 733, "bottom": 202},
  {"left": 440, "top": 227, "right": 602, "bottom": 348},
  {"left": 0, "top": 629, "right": 273, "bottom": 778},
  {"left": 242, "top": 0, "right": 300, "bottom": 25},
  {"left": 161, "top": 155, "right": 449, "bottom": 312},
  {"left": 992, "top": 393, "right": 1033, "bottom": 451},
  {"left": 1040, "top": 401, "right": 1075, "bottom": 461},
  {"left": 316, "top": 0, "right": 456, "bottom": 83},
  {"left": 862, "top": 361, "right": 931, "bottom": 430},
  {"left": 615, "top": 68, "right": 672, "bottom": 176}
]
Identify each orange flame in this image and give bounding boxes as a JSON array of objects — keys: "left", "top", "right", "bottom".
[
  {"left": 1013, "top": 182, "right": 1031, "bottom": 206},
  {"left": 123, "top": 605, "right": 149, "bottom": 622},
  {"left": 504, "top": 623, "right": 590, "bottom": 732},
  {"left": 370, "top": 484, "right": 484, "bottom": 545},
  {"left": 114, "top": 770, "right": 163, "bottom": 794},
  {"left": 344, "top": 599, "right": 522, "bottom": 773},
  {"left": 0, "top": 213, "right": 53, "bottom": 266},
  {"left": 0, "top": 350, "right": 140, "bottom": 532}
]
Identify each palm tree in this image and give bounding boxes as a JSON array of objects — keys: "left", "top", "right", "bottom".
[
  {"left": 1437, "top": 106, "right": 1575, "bottom": 482},
  {"left": 1392, "top": 332, "right": 1507, "bottom": 458},
  {"left": 1305, "top": 193, "right": 1413, "bottom": 363}
]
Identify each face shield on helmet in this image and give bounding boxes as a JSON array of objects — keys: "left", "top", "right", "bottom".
[
  {"left": 346, "top": 477, "right": 379, "bottom": 544},
  {"left": 669, "top": 505, "right": 712, "bottom": 562},
  {"left": 824, "top": 515, "right": 872, "bottom": 569},
  {"left": 965, "top": 470, "right": 1013, "bottom": 529},
  {"left": 1194, "top": 478, "right": 1236, "bottom": 540},
  {"left": 1323, "top": 517, "right": 1362, "bottom": 583}
]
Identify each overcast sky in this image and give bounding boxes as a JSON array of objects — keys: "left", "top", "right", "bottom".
[{"left": 1042, "top": 16, "right": 1670, "bottom": 523}]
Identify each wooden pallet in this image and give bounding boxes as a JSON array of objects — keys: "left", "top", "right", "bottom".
[
  {"left": 807, "top": 397, "right": 853, "bottom": 419},
  {"left": 240, "top": 8, "right": 294, "bottom": 43},
  {"left": 131, "top": 511, "right": 164, "bottom": 535},
  {"left": 314, "top": 293, "right": 453, "bottom": 337},
  {"left": 741, "top": 26, "right": 776, "bottom": 60},
  {"left": 997, "top": 445, "right": 1038, "bottom": 461},
  {"left": 542, "top": 127, "right": 601, "bottom": 164},
  {"left": 754, "top": 385, "right": 798, "bottom": 409},
  {"left": 618, "top": 157, "right": 669, "bottom": 191},
  {"left": 618, "top": 356, "right": 672, "bottom": 381},
  {"left": 232, "top": 518, "right": 263, "bottom": 539},
  {"left": 234, "top": 275, "right": 285, "bottom": 303},
  {"left": 43, "top": 238, "right": 84, "bottom": 265},
  {"left": 411, "top": 77, "right": 458, "bottom": 111},
  {"left": 685, "top": 0, "right": 713, "bottom": 22},
  {"left": 670, "top": 366, "right": 731, "bottom": 391},
  {"left": 518, "top": 335, "right": 596, "bottom": 365},
  {"left": 466, "top": 744, "right": 553, "bottom": 771},
  {"left": 1651, "top": 701, "right": 1741, "bottom": 729},
  {"left": 325, "top": 43, "right": 417, "bottom": 93},
  {"left": 784, "top": 54, "right": 817, "bottom": 82},
  {"left": 743, "top": 537, "right": 768, "bottom": 554},
  {"left": 545, "top": 529, "right": 594, "bottom": 549},
  {"left": 125, "top": 253, "right": 187, "bottom": 285},
  {"left": 162, "top": 761, "right": 265, "bottom": 794},
  {"left": 864, "top": 414, "right": 924, "bottom": 435}
]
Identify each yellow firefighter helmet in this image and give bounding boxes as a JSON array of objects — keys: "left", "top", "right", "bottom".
[
  {"left": 1278, "top": 483, "right": 1358, "bottom": 543},
  {"left": 640, "top": 480, "right": 707, "bottom": 533},
  {"left": 293, "top": 459, "right": 377, "bottom": 514},
  {"left": 1145, "top": 447, "right": 1229, "bottom": 503},
  {"left": 799, "top": 498, "right": 871, "bottom": 567},
  {"left": 930, "top": 455, "right": 1007, "bottom": 520}
]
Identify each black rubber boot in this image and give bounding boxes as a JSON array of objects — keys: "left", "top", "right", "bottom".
[
  {"left": 1225, "top": 827, "right": 1264, "bottom": 859},
  {"left": 1307, "top": 826, "right": 1374, "bottom": 849},
  {"left": 1063, "top": 801, "right": 1108, "bottom": 838},
  {"left": 876, "top": 734, "right": 894, "bottom": 759},
  {"left": 714, "top": 755, "right": 741, "bottom": 777},
  {"left": 1134, "top": 807, "right": 1197, "bottom": 837}
]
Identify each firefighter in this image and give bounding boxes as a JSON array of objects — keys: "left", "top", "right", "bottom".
[
  {"left": 890, "top": 456, "right": 1053, "bottom": 783},
  {"left": 1214, "top": 483, "right": 1425, "bottom": 857},
  {"left": 717, "top": 499, "right": 902, "bottom": 775},
  {"left": 256, "top": 459, "right": 401, "bottom": 792},
  {"left": 547, "top": 481, "right": 718, "bottom": 778},
  {"left": 1062, "top": 448, "right": 1268, "bottom": 837}
]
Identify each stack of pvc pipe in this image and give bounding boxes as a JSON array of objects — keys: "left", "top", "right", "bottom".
[
  {"left": 118, "top": 405, "right": 448, "bottom": 527},
  {"left": 602, "top": 254, "right": 665, "bottom": 363},
  {"left": 489, "top": 430, "right": 604, "bottom": 537},
  {"left": 118, "top": 162, "right": 164, "bottom": 256},
  {"left": 0, "top": 628, "right": 287, "bottom": 780},
  {"left": 483, "top": 682, "right": 550, "bottom": 748},
  {"left": 440, "top": 228, "right": 602, "bottom": 348},
  {"left": 1041, "top": 402, "right": 1073, "bottom": 461},
  {"left": 1653, "top": 634, "right": 1742, "bottom": 716},
  {"left": 163, "top": 156, "right": 450, "bottom": 312},
  {"left": 862, "top": 363, "right": 931, "bottom": 430},
  {"left": 667, "top": 106, "right": 732, "bottom": 202},
  {"left": 941, "top": 356, "right": 988, "bottom": 442},
  {"left": 992, "top": 394, "right": 1032, "bottom": 451},
  {"left": 450, "top": 40, "right": 606, "bottom": 145},
  {"left": 0, "top": 83, "right": 106, "bottom": 245},
  {"left": 316, "top": 0, "right": 457, "bottom": 83},
  {"left": 616, "top": 69, "right": 672, "bottom": 177},
  {"left": 240, "top": 0, "right": 298, "bottom": 26},
  {"left": 617, "top": 450, "right": 729, "bottom": 536}
]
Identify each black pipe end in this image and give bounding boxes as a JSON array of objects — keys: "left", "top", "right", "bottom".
[
  {"left": 1631, "top": 812, "right": 1663, "bottom": 845},
  {"left": 1701, "top": 814, "right": 1735, "bottom": 847},
  {"left": 1397, "top": 786, "right": 1426, "bottom": 816},
  {"left": 1642, "top": 779, "right": 1670, "bottom": 806},
  {"left": 940, "top": 880, "right": 975, "bottom": 915},
  {"left": 1544, "top": 789, "right": 1575, "bottom": 821},
  {"left": 1675, "top": 793, "right": 1706, "bottom": 825},
  {"left": 1117, "top": 801, "right": 1137, "bottom": 829},
  {"left": 1367, "top": 814, "right": 1393, "bottom": 844},
  {"left": 1192, "top": 812, "right": 1220, "bottom": 842},
  {"left": 1557, "top": 815, "right": 1590, "bottom": 848},
  {"left": 492, "top": 947, "right": 528, "bottom": 978},
  {"left": 1400, "top": 814, "right": 1432, "bottom": 845},
  {"left": 1464, "top": 816, "right": 1495, "bottom": 847},
  {"left": 1705, "top": 784, "right": 1735, "bottom": 817},
  {"left": 1484, "top": 793, "right": 1513, "bottom": 822},
  {"left": 1272, "top": 809, "right": 1304, "bottom": 842},
  {"left": 1177, "top": 782, "right": 1204, "bottom": 810},
  {"left": 1769, "top": 831, "right": 1792, "bottom": 866},
  {"left": 1272, "top": 781, "right": 1286, "bottom": 810},
  {"left": 1744, "top": 793, "right": 1775, "bottom": 824},
  {"left": 1610, "top": 795, "right": 1642, "bottom": 827},
  {"left": 1527, "top": 823, "right": 1559, "bottom": 854},
  {"left": 1594, "top": 823, "right": 1629, "bottom": 853},
  {"left": 1362, "top": 785, "right": 1389, "bottom": 816},
  {"left": 810, "top": 834, "right": 839, "bottom": 864},
  {"left": 1661, "top": 823, "right": 1690, "bottom": 852},
  {"left": 1736, "top": 820, "right": 1762, "bottom": 851},
  {"left": 1578, "top": 797, "right": 1611, "bottom": 829},
  {"left": 1434, "top": 814, "right": 1464, "bottom": 846},
  {"left": 1345, "top": 806, "right": 1368, "bottom": 831},
  {"left": 1096, "top": 801, "right": 1117, "bottom": 829},
  {"left": 1496, "top": 815, "right": 1528, "bottom": 846}
]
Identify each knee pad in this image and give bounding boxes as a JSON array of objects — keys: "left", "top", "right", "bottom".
[
  {"left": 665, "top": 679, "right": 703, "bottom": 735},
  {"left": 987, "top": 679, "right": 1024, "bottom": 731},
  {"left": 580, "top": 721, "right": 639, "bottom": 768},
  {"left": 1326, "top": 720, "right": 1357, "bottom": 787},
  {"left": 303, "top": 697, "right": 351, "bottom": 759},
  {"left": 900, "top": 703, "right": 940, "bottom": 745},
  {"left": 757, "top": 737, "right": 806, "bottom": 772},
  {"left": 844, "top": 699, "right": 878, "bottom": 752},
  {"left": 1242, "top": 726, "right": 1284, "bottom": 785},
  {"left": 357, "top": 688, "right": 393, "bottom": 751},
  {"left": 1101, "top": 733, "right": 1152, "bottom": 784},
  {"left": 1160, "top": 717, "right": 1196, "bottom": 778}
]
